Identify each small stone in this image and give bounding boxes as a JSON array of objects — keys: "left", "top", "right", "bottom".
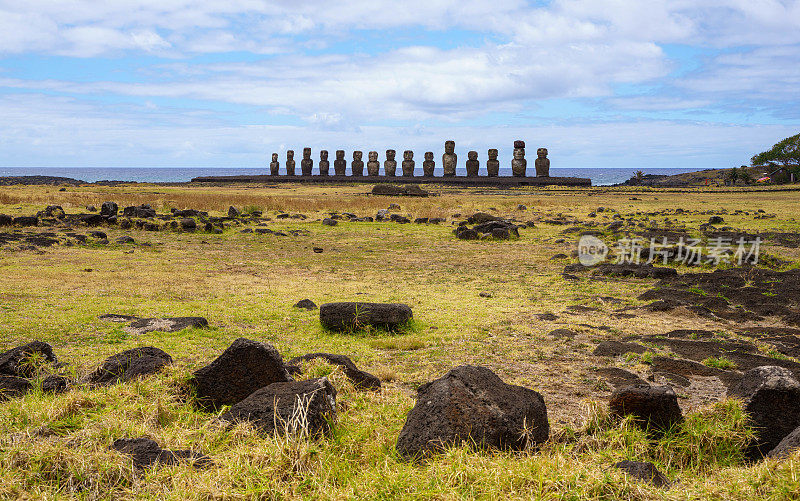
[
  {"left": 609, "top": 384, "right": 683, "bottom": 432},
  {"left": 294, "top": 299, "right": 318, "bottom": 310},
  {"left": 322, "top": 218, "right": 338, "bottom": 226},
  {"left": 614, "top": 460, "right": 670, "bottom": 487},
  {"left": 319, "top": 302, "right": 412, "bottom": 332}
]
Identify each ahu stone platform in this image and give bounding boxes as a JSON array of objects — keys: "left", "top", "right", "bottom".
[{"left": 190, "top": 174, "right": 591, "bottom": 187}]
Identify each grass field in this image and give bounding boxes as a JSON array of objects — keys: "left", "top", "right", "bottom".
[{"left": 1, "top": 182, "right": 800, "bottom": 499}]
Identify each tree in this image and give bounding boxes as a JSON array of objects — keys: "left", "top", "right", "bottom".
[{"left": 751, "top": 133, "right": 800, "bottom": 177}]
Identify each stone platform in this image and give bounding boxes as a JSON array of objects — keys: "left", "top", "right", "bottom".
[{"left": 190, "top": 175, "right": 592, "bottom": 187}]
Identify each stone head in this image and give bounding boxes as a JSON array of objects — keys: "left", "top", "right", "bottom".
[
  {"left": 368, "top": 151, "right": 378, "bottom": 162},
  {"left": 488, "top": 149, "right": 498, "bottom": 160},
  {"left": 287, "top": 150, "right": 294, "bottom": 159},
  {"left": 320, "top": 150, "right": 328, "bottom": 160},
  {"left": 424, "top": 151, "right": 433, "bottom": 161},
  {"left": 513, "top": 149, "right": 524, "bottom": 160},
  {"left": 336, "top": 150, "right": 344, "bottom": 160},
  {"left": 353, "top": 151, "right": 362, "bottom": 160},
  {"left": 271, "top": 153, "right": 278, "bottom": 162},
  {"left": 513, "top": 140, "right": 525, "bottom": 149},
  {"left": 444, "top": 141, "right": 455, "bottom": 154},
  {"left": 403, "top": 150, "right": 413, "bottom": 160},
  {"left": 303, "top": 148, "right": 311, "bottom": 158},
  {"left": 468, "top": 151, "right": 477, "bottom": 160},
  {"left": 386, "top": 149, "right": 396, "bottom": 160},
  {"left": 537, "top": 148, "right": 548, "bottom": 158}
]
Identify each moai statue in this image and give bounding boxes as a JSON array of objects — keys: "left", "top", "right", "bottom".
[
  {"left": 269, "top": 153, "right": 279, "bottom": 176},
  {"left": 486, "top": 149, "right": 499, "bottom": 177},
  {"left": 352, "top": 151, "right": 364, "bottom": 176},
  {"left": 334, "top": 150, "right": 346, "bottom": 176},
  {"left": 422, "top": 152, "right": 435, "bottom": 177},
  {"left": 384, "top": 149, "right": 397, "bottom": 176},
  {"left": 442, "top": 140, "right": 457, "bottom": 177},
  {"left": 535, "top": 148, "right": 550, "bottom": 177},
  {"left": 301, "top": 147, "right": 313, "bottom": 176},
  {"left": 319, "top": 150, "right": 330, "bottom": 176},
  {"left": 402, "top": 150, "right": 415, "bottom": 177},
  {"left": 367, "top": 151, "right": 380, "bottom": 176},
  {"left": 286, "top": 150, "right": 296, "bottom": 176},
  {"left": 466, "top": 151, "right": 479, "bottom": 177},
  {"left": 511, "top": 140, "right": 526, "bottom": 177}
]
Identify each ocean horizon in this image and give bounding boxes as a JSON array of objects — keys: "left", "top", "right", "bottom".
[{"left": 0, "top": 166, "right": 706, "bottom": 186}]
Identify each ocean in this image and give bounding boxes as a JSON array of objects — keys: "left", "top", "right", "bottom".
[{"left": 0, "top": 167, "right": 703, "bottom": 186}]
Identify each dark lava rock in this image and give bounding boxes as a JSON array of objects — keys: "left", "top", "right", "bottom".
[
  {"left": 13, "top": 216, "right": 38, "bottom": 227},
  {"left": 322, "top": 218, "right": 338, "bottom": 226},
  {"left": 180, "top": 218, "right": 196, "bottom": 230},
  {"left": 709, "top": 216, "right": 724, "bottom": 224},
  {"left": 372, "top": 184, "right": 429, "bottom": 197},
  {"left": 219, "top": 378, "right": 337, "bottom": 435},
  {"left": 111, "top": 437, "right": 211, "bottom": 469},
  {"left": 228, "top": 206, "right": 240, "bottom": 218},
  {"left": 536, "top": 313, "right": 559, "bottom": 321},
  {"left": 89, "top": 230, "right": 107, "bottom": 239},
  {"left": 0, "top": 214, "right": 12, "bottom": 226},
  {"left": 564, "top": 263, "right": 677, "bottom": 279},
  {"left": 550, "top": 253, "right": 568, "bottom": 260},
  {"left": 491, "top": 227, "right": 510, "bottom": 240},
  {"left": 594, "top": 368, "right": 648, "bottom": 389},
  {"left": 122, "top": 205, "right": 156, "bottom": 218},
  {"left": 124, "top": 317, "right": 209, "bottom": 336},
  {"left": 115, "top": 236, "right": 135, "bottom": 244},
  {"left": 190, "top": 338, "right": 293, "bottom": 410},
  {"left": 79, "top": 214, "right": 104, "bottom": 226},
  {"left": 313, "top": 247, "right": 323, "bottom": 253},
  {"left": 319, "top": 302, "right": 413, "bottom": 332},
  {"left": 288, "top": 353, "right": 380, "bottom": 390},
  {"left": 456, "top": 228, "right": 479, "bottom": 240},
  {"left": 293, "top": 299, "right": 318, "bottom": 310},
  {"left": 0, "top": 341, "right": 58, "bottom": 378},
  {"left": 467, "top": 212, "right": 500, "bottom": 224},
  {"left": 41, "top": 374, "right": 71, "bottom": 394},
  {"left": 82, "top": 347, "right": 172, "bottom": 386},
  {"left": 767, "top": 425, "right": 800, "bottom": 459},
  {"left": 396, "top": 365, "right": 549, "bottom": 458},
  {"left": 614, "top": 460, "right": 670, "bottom": 487},
  {"left": 593, "top": 341, "right": 647, "bottom": 357},
  {"left": 100, "top": 201, "right": 118, "bottom": 217},
  {"left": 728, "top": 366, "right": 800, "bottom": 458},
  {"left": 609, "top": 384, "right": 683, "bottom": 431},
  {"left": 0, "top": 375, "right": 33, "bottom": 400}
]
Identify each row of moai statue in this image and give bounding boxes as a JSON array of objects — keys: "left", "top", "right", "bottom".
[{"left": 268, "top": 141, "right": 550, "bottom": 177}]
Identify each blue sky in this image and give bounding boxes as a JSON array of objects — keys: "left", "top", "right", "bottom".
[{"left": 0, "top": 0, "right": 798, "bottom": 169}]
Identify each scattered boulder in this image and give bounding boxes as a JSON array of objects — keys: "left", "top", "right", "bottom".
[
  {"left": 124, "top": 317, "right": 209, "bottom": 336},
  {"left": 13, "top": 216, "right": 38, "bottom": 227},
  {"left": 371, "top": 185, "right": 429, "bottom": 197},
  {"left": 709, "top": 216, "right": 724, "bottom": 224},
  {"left": 547, "top": 329, "right": 576, "bottom": 339},
  {"left": 228, "top": 206, "right": 240, "bottom": 218},
  {"left": 288, "top": 353, "right": 380, "bottom": 390},
  {"left": 0, "top": 375, "right": 33, "bottom": 400},
  {"left": 319, "top": 302, "right": 413, "bottom": 332},
  {"left": 190, "top": 338, "right": 293, "bottom": 410},
  {"left": 0, "top": 341, "right": 58, "bottom": 378},
  {"left": 111, "top": 437, "right": 211, "bottom": 469},
  {"left": 767, "top": 425, "right": 800, "bottom": 459},
  {"left": 293, "top": 299, "right": 318, "bottom": 310},
  {"left": 219, "top": 378, "right": 337, "bottom": 436},
  {"left": 609, "top": 384, "right": 683, "bottom": 431},
  {"left": 122, "top": 205, "right": 156, "bottom": 218},
  {"left": 728, "top": 366, "right": 800, "bottom": 458},
  {"left": 82, "top": 347, "right": 172, "bottom": 386},
  {"left": 396, "top": 365, "right": 549, "bottom": 458},
  {"left": 115, "top": 236, "right": 135, "bottom": 244},
  {"left": 100, "top": 201, "right": 118, "bottom": 217},
  {"left": 322, "top": 218, "right": 338, "bottom": 226},
  {"left": 456, "top": 228, "right": 479, "bottom": 240},
  {"left": 467, "top": 213, "right": 500, "bottom": 224},
  {"left": 614, "top": 460, "right": 670, "bottom": 487},
  {"left": 180, "top": 218, "right": 196, "bottom": 230}
]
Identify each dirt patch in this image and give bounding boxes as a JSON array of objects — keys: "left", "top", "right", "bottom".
[{"left": 639, "top": 267, "right": 800, "bottom": 326}]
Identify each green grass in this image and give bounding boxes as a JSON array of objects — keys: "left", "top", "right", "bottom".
[
  {"left": 1, "top": 183, "right": 800, "bottom": 499},
  {"left": 703, "top": 357, "right": 739, "bottom": 370}
]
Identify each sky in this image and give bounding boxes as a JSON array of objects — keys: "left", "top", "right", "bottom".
[{"left": 0, "top": 0, "right": 799, "bottom": 170}]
